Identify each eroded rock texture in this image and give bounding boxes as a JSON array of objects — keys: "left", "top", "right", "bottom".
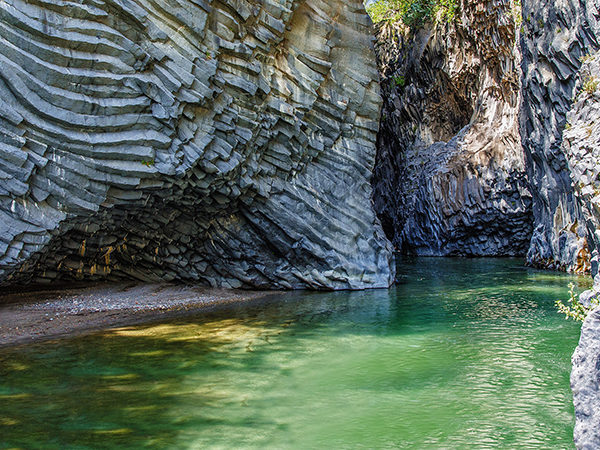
[
  {"left": 520, "top": 0, "right": 600, "bottom": 272},
  {"left": 566, "top": 51, "right": 600, "bottom": 449},
  {"left": 0, "top": 0, "right": 394, "bottom": 289},
  {"left": 372, "top": 0, "right": 532, "bottom": 256},
  {"left": 564, "top": 52, "right": 600, "bottom": 281},
  {"left": 572, "top": 307, "right": 600, "bottom": 449}
]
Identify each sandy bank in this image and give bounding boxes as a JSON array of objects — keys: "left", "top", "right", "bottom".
[{"left": 0, "top": 283, "right": 279, "bottom": 347}]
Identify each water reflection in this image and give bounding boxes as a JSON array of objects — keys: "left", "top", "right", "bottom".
[{"left": 0, "top": 258, "right": 589, "bottom": 448}]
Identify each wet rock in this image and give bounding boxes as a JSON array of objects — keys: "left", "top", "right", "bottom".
[{"left": 0, "top": 0, "right": 394, "bottom": 289}]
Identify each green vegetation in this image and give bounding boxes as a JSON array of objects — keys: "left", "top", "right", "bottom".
[
  {"left": 393, "top": 75, "right": 406, "bottom": 87},
  {"left": 537, "top": 18, "right": 544, "bottom": 29},
  {"left": 511, "top": 0, "right": 522, "bottom": 28},
  {"left": 580, "top": 53, "right": 593, "bottom": 64},
  {"left": 556, "top": 282, "right": 599, "bottom": 322},
  {"left": 141, "top": 159, "right": 155, "bottom": 167},
  {"left": 583, "top": 76, "right": 599, "bottom": 95},
  {"left": 366, "top": 0, "right": 458, "bottom": 28}
]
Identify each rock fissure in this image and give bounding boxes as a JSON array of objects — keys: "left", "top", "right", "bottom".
[{"left": 372, "top": 0, "right": 533, "bottom": 257}]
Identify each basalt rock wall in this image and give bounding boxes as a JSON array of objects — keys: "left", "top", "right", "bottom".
[
  {"left": 518, "top": 0, "right": 600, "bottom": 444},
  {"left": 520, "top": 0, "right": 599, "bottom": 273},
  {"left": 564, "top": 50, "right": 600, "bottom": 449},
  {"left": 372, "top": 0, "right": 533, "bottom": 256},
  {"left": 0, "top": 0, "right": 394, "bottom": 289}
]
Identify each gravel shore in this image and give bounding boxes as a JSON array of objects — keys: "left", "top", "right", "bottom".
[{"left": 0, "top": 283, "right": 279, "bottom": 347}]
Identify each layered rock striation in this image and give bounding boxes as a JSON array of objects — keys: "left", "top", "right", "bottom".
[
  {"left": 372, "top": 0, "right": 532, "bottom": 256},
  {"left": 0, "top": 0, "right": 394, "bottom": 289}
]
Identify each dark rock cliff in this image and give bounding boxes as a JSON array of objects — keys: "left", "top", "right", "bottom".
[
  {"left": 370, "top": 2, "right": 600, "bottom": 442},
  {"left": 0, "top": 0, "right": 394, "bottom": 289},
  {"left": 372, "top": 0, "right": 533, "bottom": 256},
  {"left": 520, "top": 0, "right": 599, "bottom": 273},
  {"left": 516, "top": 0, "right": 600, "bottom": 443}
]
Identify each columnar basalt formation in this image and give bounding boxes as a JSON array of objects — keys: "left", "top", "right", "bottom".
[
  {"left": 372, "top": 0, "right": 532, "bottom": 256},
  {"left": 520, "top": 0, "right": 599, "bottom": 273},
  {"left": 0, "top": 0, "right": 394, "bottom": 289},
  {"left": 516, "top": 0, "right": 600, "bottom": 439}
]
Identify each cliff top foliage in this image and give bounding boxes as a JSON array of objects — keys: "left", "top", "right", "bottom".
[{"left": 365, "top": 0, "right": 457, "bottom": 28}]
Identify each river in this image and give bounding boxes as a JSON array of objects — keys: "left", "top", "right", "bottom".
[{"left": 0, "top": 258, "right": 589, "bottom": 448}]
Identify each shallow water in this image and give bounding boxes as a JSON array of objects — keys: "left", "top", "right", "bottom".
[{"left": 0, "top": 258, "right": 590, "bottom": 448}]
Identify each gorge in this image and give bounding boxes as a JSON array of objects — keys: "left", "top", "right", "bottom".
[{"left": 1, "top": 0, "right": 600, "bottom": 447}]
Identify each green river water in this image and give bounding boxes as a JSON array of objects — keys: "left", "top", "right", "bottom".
[{"left": 0, "top": 258, "right": 591, "bottom": 448}]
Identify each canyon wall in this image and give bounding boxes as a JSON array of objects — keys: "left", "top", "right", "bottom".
[
  {"left": 572, "top": 307, "right": 600, "bottom": 449},
  {"left": 564, "top": 50, "right": 600, "bottom": 448},
  {"left": 372, "top": 0, "right": 532, "bottom": 256},
  {"left": 0, "top": 0, "right": 394, "bottom": 289},
  {"left": 519, "top": 0, "right": 600, "bottom": 444},
  {"left": 370, "top": 2, "right": 600, "bottom": 441},
  {"left": 520, "top": 0, "right": 599, "bottom": 273}
]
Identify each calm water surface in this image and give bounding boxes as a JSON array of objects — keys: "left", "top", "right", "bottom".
[{"left": 0, "top": 258, "right": 591, "bottom": 448}]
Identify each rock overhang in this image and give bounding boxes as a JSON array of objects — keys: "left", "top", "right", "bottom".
[{"left": 0, "top": 0, "right": 395, "bottom": 289}]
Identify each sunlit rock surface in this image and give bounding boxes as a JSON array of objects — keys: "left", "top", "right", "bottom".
[
  {"left": 520, "top": 0, "right": 599, "bottom": 273},
  {"left": 573, "top": 307, "right": 600, "bottom": 449},
  {"left": 372, "top": 0, "right": 532, "bottom": 256},
  {"left": 0, "top": 0, "right": 394, "bottom": 289},
  {"left": 564, "top": 52, "right": 600, "bottom": 281},
  {"left": 566, "top": 50, "right": 600, "bottom": 449}
]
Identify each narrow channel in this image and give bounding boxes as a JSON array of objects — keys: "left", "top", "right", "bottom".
[{"left": 0, "top": 258, "right": 588, "bottom": 448}]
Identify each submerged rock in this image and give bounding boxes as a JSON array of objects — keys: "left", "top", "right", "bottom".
[
  {"left": 372, "top": 0, "right": 532, "bottom": 256},
  {"left": 0, "top": 0, "right": 394, "bottom": 289}
]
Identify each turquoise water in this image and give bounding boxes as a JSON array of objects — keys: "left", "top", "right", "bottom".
[{"left": 0, "top": 258, "right": 590, "bottom": 448}]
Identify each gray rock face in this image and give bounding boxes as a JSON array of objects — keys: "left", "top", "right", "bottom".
[
  {"left": 0, "top": 0, "right": 394, "bottom": 289},
  {"left": 572, "top": 307, "right": 600, "bottom": 449},
  {"left": 564, "top": 52, "right": 600, "bottom": 282},
  {"left": 517, "top": 2, "right": 600, "bottom": 439},
  {"left": 372, "top": 0, "right": 532, "bottom": 256},
  {"left": 565, "top": 50, "right": 600, "bottom": 448},
  {"left": 520, "top": 0, "right": 600, "bottom": 273}
]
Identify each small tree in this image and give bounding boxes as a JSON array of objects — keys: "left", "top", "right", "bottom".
[{"left": 366, "top": 0, "right": 458, "bottom": 28}]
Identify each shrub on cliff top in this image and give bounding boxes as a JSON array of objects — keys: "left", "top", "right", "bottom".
[{"left": 366, "top": 0, "right": 457, "bottom": 28}]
